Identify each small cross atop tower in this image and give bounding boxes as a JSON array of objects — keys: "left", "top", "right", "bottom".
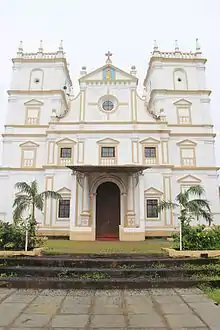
[{"left": 105, "top": 51, "right": 112, "bottom": 64}]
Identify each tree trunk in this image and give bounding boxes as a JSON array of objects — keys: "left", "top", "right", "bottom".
[{"left": 32, "top": 201, "right": 35, "bottom": 223}]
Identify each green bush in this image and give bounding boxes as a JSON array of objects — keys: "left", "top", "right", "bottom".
[
  {"left": 0, "top": 220, "right": 43, "bottom": 251},
  {"left": 172, "top": 224, "right": 220, "bottom": 250}
]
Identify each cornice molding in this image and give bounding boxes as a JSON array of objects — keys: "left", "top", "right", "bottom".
[{"left": 7, "top": 89, "right": 68, "bottom": 109}]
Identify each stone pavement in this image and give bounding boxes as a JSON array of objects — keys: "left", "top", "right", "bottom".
[{"left": 0, "top": 288, "right": 219, "bottom": 329}]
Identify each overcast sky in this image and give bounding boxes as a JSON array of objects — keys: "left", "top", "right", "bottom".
[{"left": 0, "top": 0, "right": 219, "bottom": 163}]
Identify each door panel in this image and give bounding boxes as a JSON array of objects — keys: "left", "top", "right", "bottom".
[{"left": 96, "top": 182, "right": 120, "bottom": 240}]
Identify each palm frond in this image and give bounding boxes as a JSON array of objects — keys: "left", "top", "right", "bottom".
[
  {"left": 14, "top": 182, "right": 32, "bottom": 196},
  {"left": 187, "top": 199, "right": 211, "bottom": 213},
  {"left": 13, "top": 195, "right": 31, "bottom": 208},
  {"left": 34, "top": 194, "right": 44, "bottom": 212},
  {"left": 13, "top": 200, "right": 30, "bottom": 222},
  {"left": 176, "top": 192, "right": 188, "bottom": 208},
  {"left": 186, "top": 185, "right": 205, "bottom": 198},
  {"left": 39, "top": 191, "right": 62, "bottom": 201},
  {"left": 199, "top": 209, "right": 213, "bottom": 226},
  {"left": 158, "top": 200, "right": 178, "bottom": 212},
  {"left": 31, "top": 180, "right": 38, "bottom": 197}
]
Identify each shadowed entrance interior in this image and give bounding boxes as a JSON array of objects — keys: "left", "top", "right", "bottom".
[{"left": 96, "top": 181, "right": 120, "bottom": 240}]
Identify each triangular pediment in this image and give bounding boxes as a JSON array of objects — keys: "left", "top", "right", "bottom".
[
  {"left": 56, "top": 187, "right": 71, "bottom": 194},
  {"left": 56, "top": 138, "right": 76, "bottom": 145},
  {"left": 140, "top": 137, "right": 160, "bottom": 144},
  {"left": 173, "top": 98, "right": 192, "bottom": 106},
  {"left": 79, "top": 64, "right": 138, "bottom": 83},
  {"left": 144, "top": 187, "right": 163, "bottom": 195},
  {"left": 177, "top": 139, "right": 197, "bottom": 146},
  {"left": 24, "top": 99, "right": 43, "bottom": 106},
  {"left": 19, "top": 141, "right": 39, "bottom": 147},
  {"left": 96, "top": 138, "right": 119, "bottom": 145},
  {"left": 177, "top": 175, "right": 201, "bottom": 183}
]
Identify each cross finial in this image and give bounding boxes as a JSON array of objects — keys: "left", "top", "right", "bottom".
[{"left": 105, "top": 51, "right": 112, "bottom": 64}]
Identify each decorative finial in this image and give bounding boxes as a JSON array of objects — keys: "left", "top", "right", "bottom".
[
  {"left": 152, "top": 40, "right": 160, "bottom": 56},
  {"left": 159, "top": 108, "right": 166, "bottom": 122},
  {"left": 38, "top": 40, "right": 43, "bottom": 53},
  {"left": 153, "top": 40, "right": 158, "bottom": 51},
  {"left": 59, "top": 40, "right": 63, "bottom": 52},
  {"left": 18, "top": 41, "right": 23, "bottom": 52},
  {"left": 130, "top": 65, "right": 136, "bottom": 76},
  {"left": 196, "top": 38, "right": 201, "bottom": 52},
  {"left": 105, "top": 51, "right": 112, "bottom": 64},
  {"left": 175, "top": 40, "right": 179, "bottom": 51},
  {"left": 80, "top": 66, "right": 87, "bottom": 76}
]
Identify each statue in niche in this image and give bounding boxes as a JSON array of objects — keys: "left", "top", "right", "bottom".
[{"left": 106, "top": 69, "right": 111, "bottom": 81}]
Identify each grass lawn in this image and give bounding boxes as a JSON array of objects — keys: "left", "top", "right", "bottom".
[
  {"left": 43, "top": 238, "right": 170, "bottom": 255},
  {"left": 202, "top": 287, "right": 220, "bottom": 304}
]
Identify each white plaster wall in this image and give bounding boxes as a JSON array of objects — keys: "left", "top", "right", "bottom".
[
  {"left": 146, "top": 60, "right": 206, "bottom": 91},
  {"left": 6, "top": 95, "right": 63, "bottom": 125},
  {"left": 84, "top": 85, "right": 133, "bottom": 122},
  {"left": 151, "top": 94, "right": 212, "bottom": 125},
  {"left": 11, "top": 62, "right": 71, "bottom": 91},
  {"left": 1, "top": 139, "right": 46, "bottom": 167}
]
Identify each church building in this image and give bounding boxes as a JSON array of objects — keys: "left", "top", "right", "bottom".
[{"left": 0, "top": 40, "right": 219, "bottom": 241}]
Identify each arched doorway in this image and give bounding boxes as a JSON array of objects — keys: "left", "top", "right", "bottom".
[{"left": 96, "top": 181, "right": 120, "bottom": 240}]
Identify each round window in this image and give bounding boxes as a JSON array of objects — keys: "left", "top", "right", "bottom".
[{"left": 102, "top": 100, "right": 114, "bottom": 111}]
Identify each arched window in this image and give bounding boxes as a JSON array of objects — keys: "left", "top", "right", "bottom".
[{"left": 173, "top": 69, "right": 188, "bottom": 90}]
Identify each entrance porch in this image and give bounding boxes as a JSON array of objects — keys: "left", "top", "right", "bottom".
[{"left": 67, "top": 165, "right": 149, "bottom": 241}]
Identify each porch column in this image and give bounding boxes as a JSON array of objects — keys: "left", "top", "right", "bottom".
[
  {"left": 70, "top": 171, "right": 77, "bottom": 230},
  {"left": 126, "top": 174, "right": 136, "bottom": 227},
  {"left": 83, "top": 174, "right": 89, "bottom": 212},
  {"left": 139, "top": 172, "right": 145, "bottom": 230},
  {"left": 80, "top": 173, "right": 90, "bottom": 226}
]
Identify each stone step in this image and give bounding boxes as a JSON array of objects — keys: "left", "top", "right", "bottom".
[
  {"left": 0, "top": 276, "right": 220, "bottom": 289},
  {"left": 0, "top": 265, "right": 219, "bottom": 278},
  {"left": 1, "top": 256, "right": 219, "bottom": 268}
]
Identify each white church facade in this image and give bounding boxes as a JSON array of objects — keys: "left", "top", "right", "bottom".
[{"left": 0, "top": 40, "right": 219, "bottom": 241}]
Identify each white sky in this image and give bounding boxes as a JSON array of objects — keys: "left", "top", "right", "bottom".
[{"left": 0, "top": 0, "right": 219, "bottom": 162}]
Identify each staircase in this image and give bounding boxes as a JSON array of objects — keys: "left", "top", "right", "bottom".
[{"left": 0, "top": 254, "right": 219, "bottom": 289}]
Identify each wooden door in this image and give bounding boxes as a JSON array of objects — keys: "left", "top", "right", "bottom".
[{"left": 96, "top": 182, "right": 120, "bottom": 240}]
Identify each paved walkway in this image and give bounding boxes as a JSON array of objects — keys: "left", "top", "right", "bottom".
[{"left": 0, "top": 288, "right": 219, "bottom": 329}]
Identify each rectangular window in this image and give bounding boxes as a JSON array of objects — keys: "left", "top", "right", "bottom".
[
  {"left": 23, "top": 149, "right": 35, "bottom": 167},
  {"left": 58, "top": 199, "right": 70, "bottom": 218},
  {"left": 181, "top": 148, "right": 195, "bottom": 165},
  {"left": 60, "top": 148, "right": 72, "bottom": 158},
  {"left": 101, "top": 146, "right": 115, "bottom": 158},
  {"left": 146, "top": 199, "right": 158, "bottom": 218},
  {"left": 144, "top": 147, "right": 156, "bottom": 158},
  {"left": 26, "top": 108, "right": 39, "bottom": 125},
  {"left": 178, "top": 107, "right": 191, "bottom": 124}
]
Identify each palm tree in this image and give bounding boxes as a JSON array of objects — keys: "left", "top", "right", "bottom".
[
  {"left": 13, "top": 180, "right": 62, "bottom": 223},
  {"left": 158, "top": 185, "right": 213, "bottom": 250}
]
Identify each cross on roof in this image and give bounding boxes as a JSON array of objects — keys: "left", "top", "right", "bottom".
[{"left": 105, "top": 51, "right": 112, "bottom": 64}]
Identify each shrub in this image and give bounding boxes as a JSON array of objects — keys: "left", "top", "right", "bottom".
[
  {"left": 172, "top": 224, "right": 220, "bottom": 250},
  {"left": 0, "top": 220, "right": 43, "bottom": 251}
]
